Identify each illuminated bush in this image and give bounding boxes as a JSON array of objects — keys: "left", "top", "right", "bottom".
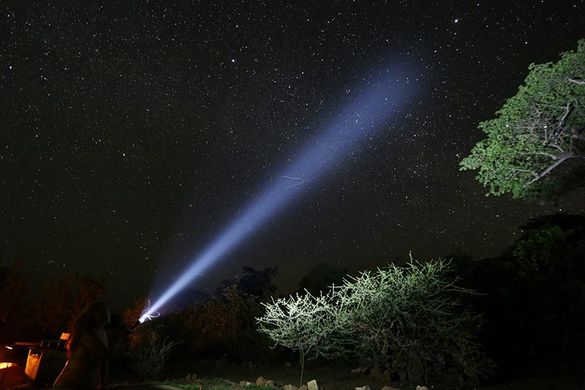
[
  {"left": 335, "top": 258, "right": 487, "bottom": 386},
  {"left": 258, "top": 258, "right": 488, "bottom": 388},
  {"left": 256, "top": 290, "right": 350, "bottom": 385}
]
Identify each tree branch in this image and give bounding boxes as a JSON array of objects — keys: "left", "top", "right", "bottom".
[
  {"left": 558, "top": 102, "right": 572, "bottom": 128},
  {"left": 511, "top": 168, "right": 539, "bottom": 179},
  {"left": 520, "top": 151, "right": 557, "bottom": 160},
  {"left": 549, "top": 143, "right": 566, "bottom": 153},
  {"left": 526, "top": 153, "right": 576, "bottom": 185},
  {"left": 568, "top": 78, "right": 585, "bottom": 85}
]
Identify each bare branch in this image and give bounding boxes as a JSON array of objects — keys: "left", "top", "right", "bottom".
[
  {"left": 568, "top": 78, "right": 585, "bottom": 85},
  {"left": 511, "top": 168, "right": 539, "bottom": 179},
  {"left": 550, "top": 143, "right": 566, "bottom": 153},
  {"left": 526, "top": 153, "right": 576, "bottom": 185},
  {"left": 558, "top": 102, "right": 572, "bottom": 128}
]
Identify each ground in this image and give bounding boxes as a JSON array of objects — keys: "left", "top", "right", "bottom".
[{"left": 3, "top": 354, "right": 584, "bottom": 390}]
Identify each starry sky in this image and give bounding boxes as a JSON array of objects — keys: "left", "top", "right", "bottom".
[{"left": 1, "top": 1, "right": 584, "bottom": 310}]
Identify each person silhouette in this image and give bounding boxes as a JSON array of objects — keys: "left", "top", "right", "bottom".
[{"left": 52, "top": 300, "right": 111, "bottom": 389}]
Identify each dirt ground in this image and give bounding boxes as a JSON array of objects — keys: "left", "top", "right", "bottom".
[
  {"left": 165, "top": 360, "right": 585, "bottom": 390},
  {"left": 5, "top": 353, "right": 584, "bottom": 390}
]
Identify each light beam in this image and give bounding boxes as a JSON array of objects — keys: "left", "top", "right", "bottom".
[{"left": 140, "top": 65, "right": 418, "bottom": 323}]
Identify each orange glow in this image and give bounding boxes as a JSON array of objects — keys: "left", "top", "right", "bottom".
[{"left": 0, "top": 362, "right": 16, "bottom": 369}]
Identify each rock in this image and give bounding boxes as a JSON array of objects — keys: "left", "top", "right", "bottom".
[
  {"left": 256, "top": 376, "right": 267, "bottom": 386},
  {"left": 381, "top": 386, "right": 400, "bottom": 390},
  {"left": 416, "top": 386, "right": 429, "bottom": 390},
  {"left": 307, "top": 380, "right": 319, "bottom": 390},
  {"left": 239, "top": 380, "right": 253, "bottom": 387},
  {"left": 354, "top": 386, "right": 371, "bottom": 390},
  {"left": 298, "top": 386, "right": 308, "bottom": 390},
  {"left": 266, "top": 379, "right": 275, "bottom": 387},
  {"left": 283, "top": 385, "right": 298, "bottom": 390}
]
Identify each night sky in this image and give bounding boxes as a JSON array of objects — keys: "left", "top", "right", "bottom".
[{"left": 2, "top": 1, "right": 584, "bottom": 310}]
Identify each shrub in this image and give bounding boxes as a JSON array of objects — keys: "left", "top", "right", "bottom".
[
  {"left": 335, "top": 258, "right": 487, "bottom": 386},
  {"left": 258, "top": 257, "right": 489, "bottom": 388},
  {"left": 257, "top": 290, "right": 349, "bottom": 385},
  {"left": 127, "top": 330, "right": 180, "bottom": 380}
]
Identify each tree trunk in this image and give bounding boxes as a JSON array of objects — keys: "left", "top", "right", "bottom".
[{"left": 299, "top": 349, "right": 305, "bottom": 387}]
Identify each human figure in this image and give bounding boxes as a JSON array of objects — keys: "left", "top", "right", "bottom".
[{"left": 52, "top": 300, "right": 111, "bottom": 389}]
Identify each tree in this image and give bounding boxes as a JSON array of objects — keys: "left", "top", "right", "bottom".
[
  {"left": 217, "top": 266, "right": 278, "bottom": 300},
  {"left": 449, "top": 214, "right": 585, "bottom": 374},
  {"left": 256, "top": 290, "right": 349, "bottom": 385},
  {"left": 461, "top": 40, "right": 585, "bottom": 199}
]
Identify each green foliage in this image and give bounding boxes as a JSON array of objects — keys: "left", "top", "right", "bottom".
[
  {"left": 461, "top": 39, "right": 585, "bottom": 198},
  {"left": 257, "top": 258, "right": 488, "bottom": 388},
  {"left": 512, "top": 225, "right": 567, "bottom": 275}
]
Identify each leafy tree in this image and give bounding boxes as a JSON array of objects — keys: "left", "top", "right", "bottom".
[{"left": 461, "top": 40, "right": 585, "bottom": 198}]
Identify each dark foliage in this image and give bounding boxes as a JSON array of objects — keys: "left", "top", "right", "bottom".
[
  {"left": 450, "top": 213, "right": 585, "bottom": 378},
  {"left": 124, "top": 266, "right": 279, "bottom": 367},
  {"left": 216, "top": 266, "right": 278, "bottom": 300},
  {"left": 0, "top": 259, "right": 104, "bottom": 341}
]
